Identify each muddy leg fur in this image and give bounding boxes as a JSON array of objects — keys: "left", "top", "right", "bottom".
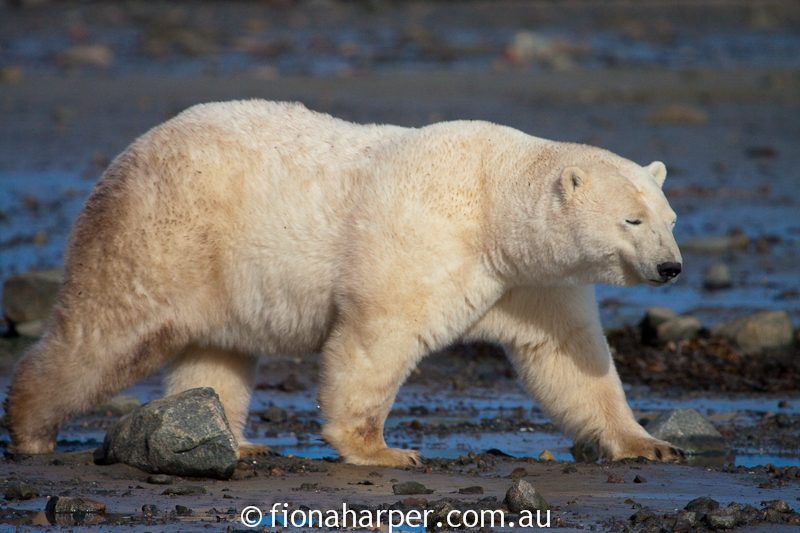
[
  {"left": 472, "top": 286, "right": 684, "bottom": 462},
  {"left": 5, "top": 305, "right": 181, "bottom": 454},
  {"left": 165, "top": 346, "right": 268, "bottom": 457}
]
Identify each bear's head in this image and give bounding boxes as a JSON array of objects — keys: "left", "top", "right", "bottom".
[{"left": 554, "top": 155, "right": 682, "bottom": 287}]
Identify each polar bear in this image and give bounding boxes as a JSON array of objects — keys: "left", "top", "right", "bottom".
[{"left": 5, "top": 101, "right": 684, "bottom": 466}]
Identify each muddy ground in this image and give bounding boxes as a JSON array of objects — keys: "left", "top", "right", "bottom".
[{"left": 1, "top": 1, "right": 800, "bottom": 531}]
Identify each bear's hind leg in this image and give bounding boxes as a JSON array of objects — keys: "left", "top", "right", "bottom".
[
  {"left": 165, "top": 346, "right": 267, "bottom": 457},
  {"left": 6, "top": 309, "right": 181, "bottom": 455}
]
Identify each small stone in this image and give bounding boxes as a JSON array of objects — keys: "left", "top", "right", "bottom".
[
  {"left": 392, "top": 481, "right": 433, "bottom": 495},
  {"left": 99, "top": 388, "right": 237, "bottom": 479},
  {"left": 14, "top": 320, "right": 45, "bottom": 338},
  {"left": 4, "top": 481, "right": 38, "bottom": 500},
  {"left": 648, "top": 409, "right": 725, "bottom": 454},
  {"left": 458, "top": 486, "right": 484, "bottom": 495},
  {"left": 686, "top": 496, "right": 720, "bottom": 514},
  {"left": 646, "top": 104, "right": 709, "bottom": 126},
  {"left": 146, "top": 474, "right": 174, "bottom": 485},
  {"left": 706, "top": 512, "right": 736, "bottom": 529},
  {"left": 0, "top": 66, "right": 24, "bottom": 84},
  {"left": 56, "top": 44, "right": 115, "bottom": 69},
  {"left": 259, "top": 406, "right": 287, "bottom": 423},
  {"left": 682, "top": 232, "right": 749, "bottom": 254},
  {"left": 510, "top": 467, "right": 528, "bottom": 479},
  {"left": 174, "top": 505, "right": 192, "bottom": 516},
  {"left": 703, "top": 263, "right": 732, "bottom": 290},
  {"left": 504, "top": 479, "right": 549, "bottom": 513},
  {"left": 2, "top": 269, "right": 63, "bottom": 324},
  {"left": 633, "top": 475, "right": 646, "bottom": 483},
  {"left": 538, "top": 449, "right": 555, "bottom": 461},
  {"left": 162, "top": 485, "right": 207, "bottom": 496},
  {"left": 45, "top": 496, "right": 106, "bottom": 514},
  {"left": 142, "top": 504, "right": 158, "bottom": 518},
  {"left": 714, "top": 311, "right": 794, "bottom": 354},
  {"left": 762, "top": 499, "right": 791, "bottom": 513},
  {"left": 94, "top": 395, "right": 141, "bottom": 416},
  {"left": 298, "top": 483, "right": 318, "bottom": 491},
  {"left": 607, "top": 473, "right": 625, "bottom": 484},
  {"left": 570, "top": 440, "right": 600, "bottom": 462},
  {"left": 673, "top": 510, "right": 697, "bottom": 531},
  {"left": 630, "top": 508, "right": 657, "bottom": 524},
  {"left": 656, "top": 316, "right": 702, "bottom": 343}
]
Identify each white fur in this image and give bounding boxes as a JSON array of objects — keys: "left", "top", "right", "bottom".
[{"left": 6, "top": 101, "right": 683, "bottom": 464}]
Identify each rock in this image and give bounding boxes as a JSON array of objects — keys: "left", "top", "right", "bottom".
[
  {"left": 762, "top": 500, "right": 791, "bottom": 513},
  {"left": 647, "top": 409, "right": 725, "bottom": 454},
  {"left": 504, "top": 479, "right": 549, "bottom": 513},
  {"left": 682, "top": 232, "right": 749, "bottom": 254},
  {"left": 4, "top": 480, "right": 38, "bottom": 500},
  {"left": 259, "top": 406, "right": 288, "bottom": 423},
  {"left": 538, "top": 449, "right": 555, "bottom": 461},
  {"left": 45, "top": 496, "right": 106, "bottom": 514},
  {"left": 706, "top": 511, "right": 736, "bottom": 530},
  {"left": 2, "top": 269, "right": 62, "bottom": 324},
  {"left": 510, "top": 467, "right": 528, "bottom": 479},
  {"left": 570, "top": 440, "right": 600, "bottom": 462},
  {"left": 392, "top": 481, "right": 433, "bottom": 495},
  {"left": 703, "top": 263, "right": 732, "bottom": 290},
  {"left": 633, "top": 475, "right": 647, "bottom": 483},
  {"left": 98, "top": 388, "right": 238, "bottom": 479},
  {"left": 607, "top": 473, "right": 625, "bottom": 484},
  {"left": 13, "top": 320, "right": 45, "bottom": 338},
  {"left": 673, "top": 510, "right": 698, "bottom": 531},
  {"left": 713, "top": 311, "right": 793, "bottom": 354},
  {"left": 458, "top": 486, "right": 484, "bottom": 495},
  {"left": 141, "top": 504, "right": 158, "bottom": 518},
  {"left": 0, "top": 66, "right": 24, "bottom": 84},
  {"left": 685, "top": 496, "right": 720, "bottom": 514},
  {"left": 93, "top": 395, "right": 141, "bottom": 416},
  {"left": 162, "top": 485, "right": 207, "bottom": 496},
  {"left": 646, "top": 104, "right": 709, "bottom": 126},
  {"left": 174, "top": 504, "right": 192, "bottom": 516},
  {"left": 56, "top": 44, "right": 115, "bottom": 69},
  {"left": 656, "top": 316, "right": 702, "bottom": 343},
  {"left": 146, "top": 474, "right": 174, "bottom": 485}
]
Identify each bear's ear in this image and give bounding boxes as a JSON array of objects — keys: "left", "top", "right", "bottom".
[
  {"left": 647, "top": 161, "right": 667, "bottom": 188},
  {"left": 560, "top": 166, "right": 588, "bottom": 199}
]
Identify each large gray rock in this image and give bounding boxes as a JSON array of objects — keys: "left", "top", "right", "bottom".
[
  {"left": 713, "top": 311, "right": 793, "bottom": 354},
  {"left": 647, "top": 409, "right": 725, "bottom": 454},
  {"left": 2, "top": 269, "right": 63, "bottom": 324},
  {"left": 98, "top": 388, "right": 237, "bottom": 479},
  {"left": 504, "top": 479, "right": 549, "bottom": 512}
]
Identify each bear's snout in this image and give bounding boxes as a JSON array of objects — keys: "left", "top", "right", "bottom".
[{"left": 656, "top": 261, "right": 682, "bottom": 282}]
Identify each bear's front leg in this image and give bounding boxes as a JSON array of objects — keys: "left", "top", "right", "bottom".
[{"left": 472, "top": 286, "right": 684, "bottom": 462}]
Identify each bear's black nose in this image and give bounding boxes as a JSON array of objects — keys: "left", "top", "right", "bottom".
[{"left": 657, "top": 262, "right": 682, "bottom": 281}]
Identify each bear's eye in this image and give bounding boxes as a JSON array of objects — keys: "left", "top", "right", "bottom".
[{"left": 625, "top": 219, "right": 642, "bottom": 226}]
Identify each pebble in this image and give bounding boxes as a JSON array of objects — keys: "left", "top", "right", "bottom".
[
  {"left": 162, "top": 485, "right": 207, "bottom": 496},
  {"left": 682, "top": 232, "right": 749, "bottom": 254},
  {"left": 706, "top": 511, "right": 736, "bottom": 529},
  {"left": 509, "top": 467, "right": 528, "bottom": 479},
  {"left": 655, "top": 315, "right": 702, "bottom": 343},
  {"left": 703, "top": 263, "right": 732, "bottom": 290},
  {"left": 457, "top": 486, "right": 484, "bottom": 495},
  {"left": 174, "top": 504, "right": 193, "bottom": 516},
  {"left": 392, "top": 481, "right": 433, "bottom": 495},
  {"left": 648, "top": 409, "right": 725, "bottom": 454},
  {"left": 646, "top": 104, "right": 709, "bottom": 126},
  {"left": 259, "top": 406, "right": 288, "bottom": 423},
  {"left": 146, "top": 474, "right": 174, "bottom": 485},
  {"left": 142, "top": 504, "right": 158, "bottom": 518},
  {"left": 633, "top": 475, "right": 647, "bottom": 483},
  {"left": 504, "top": 479, "right": 549, "bottom": 513},
  {"left": 98, "top": 388, "right": 238, "bottom": 479},
  {"left": 606, "top": 473, "right": 625, "bottom": 484},
  {"left": 538, "top": 449, "right": 555, "bottom": 461},
  {"left": 56, "top": 44, "right": 115, "bottom": 69},
  {"left": 4, "top": 480, "right": 38, "bottom": 500},
  {"left": 45, "top": 496, "right": 106, "bottom": 514},
  {"left": 685, "top": 496, "right": 720, "bottom": 514},
  {"left": 714, "top": 310, "right": 794, "bottom": 354},
  {"left": 570, "top": 440, "right": 600, "bottom": 462}
]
